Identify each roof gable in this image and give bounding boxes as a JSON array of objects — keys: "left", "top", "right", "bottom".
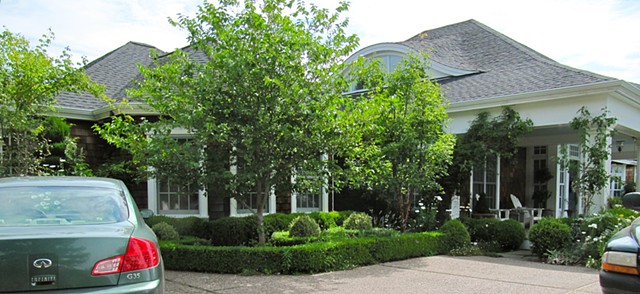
[{"left": 55, "top": 42, "right": 163, "bottom": 111}]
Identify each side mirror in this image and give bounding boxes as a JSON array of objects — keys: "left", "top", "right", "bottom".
[
  {"left": 622, "top": 192, "right": 640, "bottom": 211},
  {"left": 140, "top": 209, "right": 155, "bottom": 219}
]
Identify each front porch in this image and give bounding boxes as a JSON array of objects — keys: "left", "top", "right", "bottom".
[{"left": 464, "top": 132, "right": 640, "bottom": 221}]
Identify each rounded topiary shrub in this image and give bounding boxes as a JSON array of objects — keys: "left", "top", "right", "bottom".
[
  {"left": 343, "top": 212, "right": 373, "bottom": 230},
  {"left": 289, "top": 215, "right": 321, "bottom": 238},
  {"left": 529, "top": 218, "right": 572, "bottom": 258},
  {"left": 494, "top": 219, "right": 526, "bottom": 251},
  {"left": 439, "top": 219, "right": 470, "bottom": 253},
  {"left": 152, "top": 221, "right": 180, "bottom": 240}
]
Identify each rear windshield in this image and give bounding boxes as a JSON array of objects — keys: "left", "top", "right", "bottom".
[{"left": 0, "top": 186, "right": 129, "bottom": 226}]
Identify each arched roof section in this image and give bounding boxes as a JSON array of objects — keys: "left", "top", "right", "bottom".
[{"left": 343, "top": 42, "right": 479, "bottom": 80}]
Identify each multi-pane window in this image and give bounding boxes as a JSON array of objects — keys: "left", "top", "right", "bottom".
[
  {"left": 533, "top": 145, "right": 548, "bottom": 192},
  {"left": 296, "top": 191, "right": 321, "bottom": 212},
  {"left": 236, "top": 191, "right": 271, "bottom": 214},
  {"left": 610, "top": 164, "right": 625, "bottom": 197},
  {"left": 472, "top": 154, "right": 497, "bottom": 209},
  {"left": 158, "top": 180, "right": 199, "bottom": 214}
]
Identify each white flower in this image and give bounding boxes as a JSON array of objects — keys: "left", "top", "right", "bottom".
[
  {"left": 435, "top": 196, "right": 443, "bottom": 201},
  {"left": 588, "top": 223, "right": 598, "bottom": 229}
]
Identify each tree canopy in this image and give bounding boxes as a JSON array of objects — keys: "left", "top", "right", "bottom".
[
  {"left": 0, "top": 29, "right": 102, "bottom": 176},
  {"left": 442, "top": 107, "right": 533, "bottom": 197},
  {"left": 339, "top": 54, "right": 456, "bottom": 231},
  {"left": 95, "top": 0, "right": 359, "bottom": 244}
]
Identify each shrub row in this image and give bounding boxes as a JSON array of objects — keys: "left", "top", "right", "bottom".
[
  {"left": 145, "top": 211, "right": 355, "bottom": 246},
  {"left": 159, "top": 231, "right": 442, "bottom": 274},
  {"left": 460, "top": 217, "right": 525, "bottom": 252}
]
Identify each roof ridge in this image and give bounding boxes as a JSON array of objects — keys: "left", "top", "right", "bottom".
[{"left": 83, "top": 41, "right": 162, "bottom": 69}]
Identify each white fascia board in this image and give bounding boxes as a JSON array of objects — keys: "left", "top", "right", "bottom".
[
  {"left": 344, "top": 43, "right": 415, "bottom": 65},
  {"left": 53, "top": 102, "right": 159, "bottom": 121},
  {"left": 447, "top": 80, "right": 625, "bottom": 113}
]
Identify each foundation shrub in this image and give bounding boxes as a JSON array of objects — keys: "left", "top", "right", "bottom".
[
  {"left": 289, "top": 215, "right": 321, "bottom": 238},
  {"left": 343, "top": 212, "right": 373, "bottom": 230},
  {"left": 493, "top": 219, "right": 526, "bottom": 251},
  {"left": 159, "top": 232, "right": 441, "bottom": 274},
  {"left": 151, "top": 222, "right": 180, "bottom": 240},
  {"left": 529, "top": 218, "right": 572, "bottom": 258},
  {"left": 439, "top": 219, "right": 470, "bottom": 253}
]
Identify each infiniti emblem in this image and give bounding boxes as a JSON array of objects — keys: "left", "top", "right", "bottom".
[{"left": 33, "top": 258, "right": 53, "bottom": 269}]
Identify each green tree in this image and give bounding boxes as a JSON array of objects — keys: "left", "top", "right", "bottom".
[
  {"left": 0, "top": 29, "right": 103, "bottom": 176},
  {"left": 442, "top": 107, "right": 533, "bottom": 200},
  {"left": 341, "top": 54, "right": 456, "bottom": 231},
  {"left": 562, "top": 106, "right": 616, "bottom": 214},
  {"left": 95, "top": 0, "right": 358, "bottom": 245}
]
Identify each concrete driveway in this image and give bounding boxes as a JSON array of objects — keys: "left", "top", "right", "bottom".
[{"left": 165, "top": 252, "right": 601, "bottom": 293}]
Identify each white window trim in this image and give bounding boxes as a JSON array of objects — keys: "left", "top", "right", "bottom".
[
  {"left": 146, "top": 128, "right": 208, "bottom": 218},
  {"left": 230, "top": 189, "right": 276, "bottom": 217}
]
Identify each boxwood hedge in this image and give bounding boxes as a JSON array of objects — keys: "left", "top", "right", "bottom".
[{"left": 160, "top": 231, "right": 442, "bottom": 274}]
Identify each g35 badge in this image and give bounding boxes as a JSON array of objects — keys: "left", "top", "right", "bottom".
[{"left": 126, "top": 272, "right": 141, "bottom": 280}]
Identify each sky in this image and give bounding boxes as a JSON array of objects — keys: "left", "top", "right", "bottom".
[{"left": 1, "top": 0, "right": 639, "bottom": 83}]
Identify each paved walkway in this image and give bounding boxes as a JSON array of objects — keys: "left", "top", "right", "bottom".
[{"left": 165, "top": 251, "right": 601, "bottom": 293}]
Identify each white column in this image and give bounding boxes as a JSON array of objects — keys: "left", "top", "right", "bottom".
[
  {"left": 321, "top": 153, "right": 329, "bottom": 212},
  {"left": 636, "top": 139, "right": 640, "bottom": 189},
  {"left": 602, "top": 133, "right": 613, "bottom": 211},
  {"left": 198, "top": 190, "right": 208, "bottom": 218},
  {"left": 147, "top": 177, "right": 158, "bottom": 214},
  {"left": 495, "top": 154, "right": 501, "bottom": 210},
  {"left": 469, "top": 171, "right": 474, "bottom": 212}
]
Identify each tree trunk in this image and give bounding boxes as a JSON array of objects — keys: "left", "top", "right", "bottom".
[{"left": 255, "top": 178, "right": 266, "bottom": 245}]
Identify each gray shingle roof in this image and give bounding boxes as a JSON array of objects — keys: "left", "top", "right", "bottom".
[
  {"left": 55, "top": 42, "right": 163, "bottom": 111},
  {"left": 401, "top": 20, "right": 616, "bottom": 103}
]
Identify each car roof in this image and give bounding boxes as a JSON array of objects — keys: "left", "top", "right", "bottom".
[{"left": 0, "top": 176, "right": 123, "bottom": 189}]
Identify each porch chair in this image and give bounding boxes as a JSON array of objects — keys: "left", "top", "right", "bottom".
[{"left": 509, "top": 194, "right": 543, "bottom": 227}]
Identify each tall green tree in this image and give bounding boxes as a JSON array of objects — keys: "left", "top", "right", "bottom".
[
  {"left": 95, "top": 0, "right": 358, "bottom": 244},
  {"left": 441, "top": 107, "right": 533, "bottom": 207},
  {"left": 0, "top": 29, "right": 102, "bottom": 176},
  {"left": 341, "top": 54, "right": 456, "bottom": 231},
  {"left": 562, "top": 106, "right": 616, "bottom": 214}
]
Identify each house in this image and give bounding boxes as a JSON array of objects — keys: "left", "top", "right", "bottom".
[{"left": 54, "top": 19, "right": 640, "bottom": 219}]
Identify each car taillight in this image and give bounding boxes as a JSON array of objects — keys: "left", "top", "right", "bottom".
[
  {"left": 92, "top": 238, "right": 159, "bottom": 276},
  {"left": 602, "top": 251, "right": 639, "bottom": 275}
]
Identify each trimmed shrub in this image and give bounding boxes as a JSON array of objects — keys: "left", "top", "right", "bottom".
[
  {"left": 152, "top": 222, "right": 180, "bottom": 240},
  {"left": 308, "top": 211, "right": 342, "bottom": 230},
  {"left": 159, "top": 232, "right": 441, "bottom": 274},
  {"left": 461, "top": 217, "right": 500, "bottom": 243},
  {"left": 344, "top": 212, "right": 373, "bottom": 230},
  {"left": 529, "top": 218, "right": 572, "bottom": 258},
  {"left": 460, "top": 217, "right": 525, "bottom": 252},
  {"left": 270, "top": 231, "right": 312, "bottom": 246},
  {"left": 264, "top": 213, "right": 301, "bottom": 236},
  {"left": 289, "top": 215, "right": 321, "bottom": 238},
  {"left": 494, "top": 219, "right": 526, "bottom": 251},
  {"left": 144, "top": 216, "right": 207, "bottom": 237},
  {"left": 439, "top": 219, "right": 470, "bottom": 253},
  {"left": 204, "top": 216, "right": 257, "bottom": 246}
]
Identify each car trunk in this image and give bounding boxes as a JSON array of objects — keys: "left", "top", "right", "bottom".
[{"left": 0, "top": 222, "right": 134, "bottom": 293}]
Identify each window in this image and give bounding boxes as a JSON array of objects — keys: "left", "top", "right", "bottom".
[
  {"left": 296, "top": 191, "right": 321, "bottom": 212},
  {"left": 610, "top": 164, "right": 625, "bottom": 197},
  {"left": 472, "top": 154, "right": 497, "bottom": 209},
  {"left": 236, "top": 191, "right": 272, "bottom": 215},
  {"left": 146, "top": 130, "right": 207, "bottom": 217},
  {"left": 157, "top": 180, "right": 199, "bottom": 214},
  {"left": 348, "top": 54, "right": 404, "bottom": 92},
  {"left": 0, "top": 186, "right": 128, "bottom": 226},
  {"left": 533, "top": 145, "right": 549, "bottom": 192}
]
